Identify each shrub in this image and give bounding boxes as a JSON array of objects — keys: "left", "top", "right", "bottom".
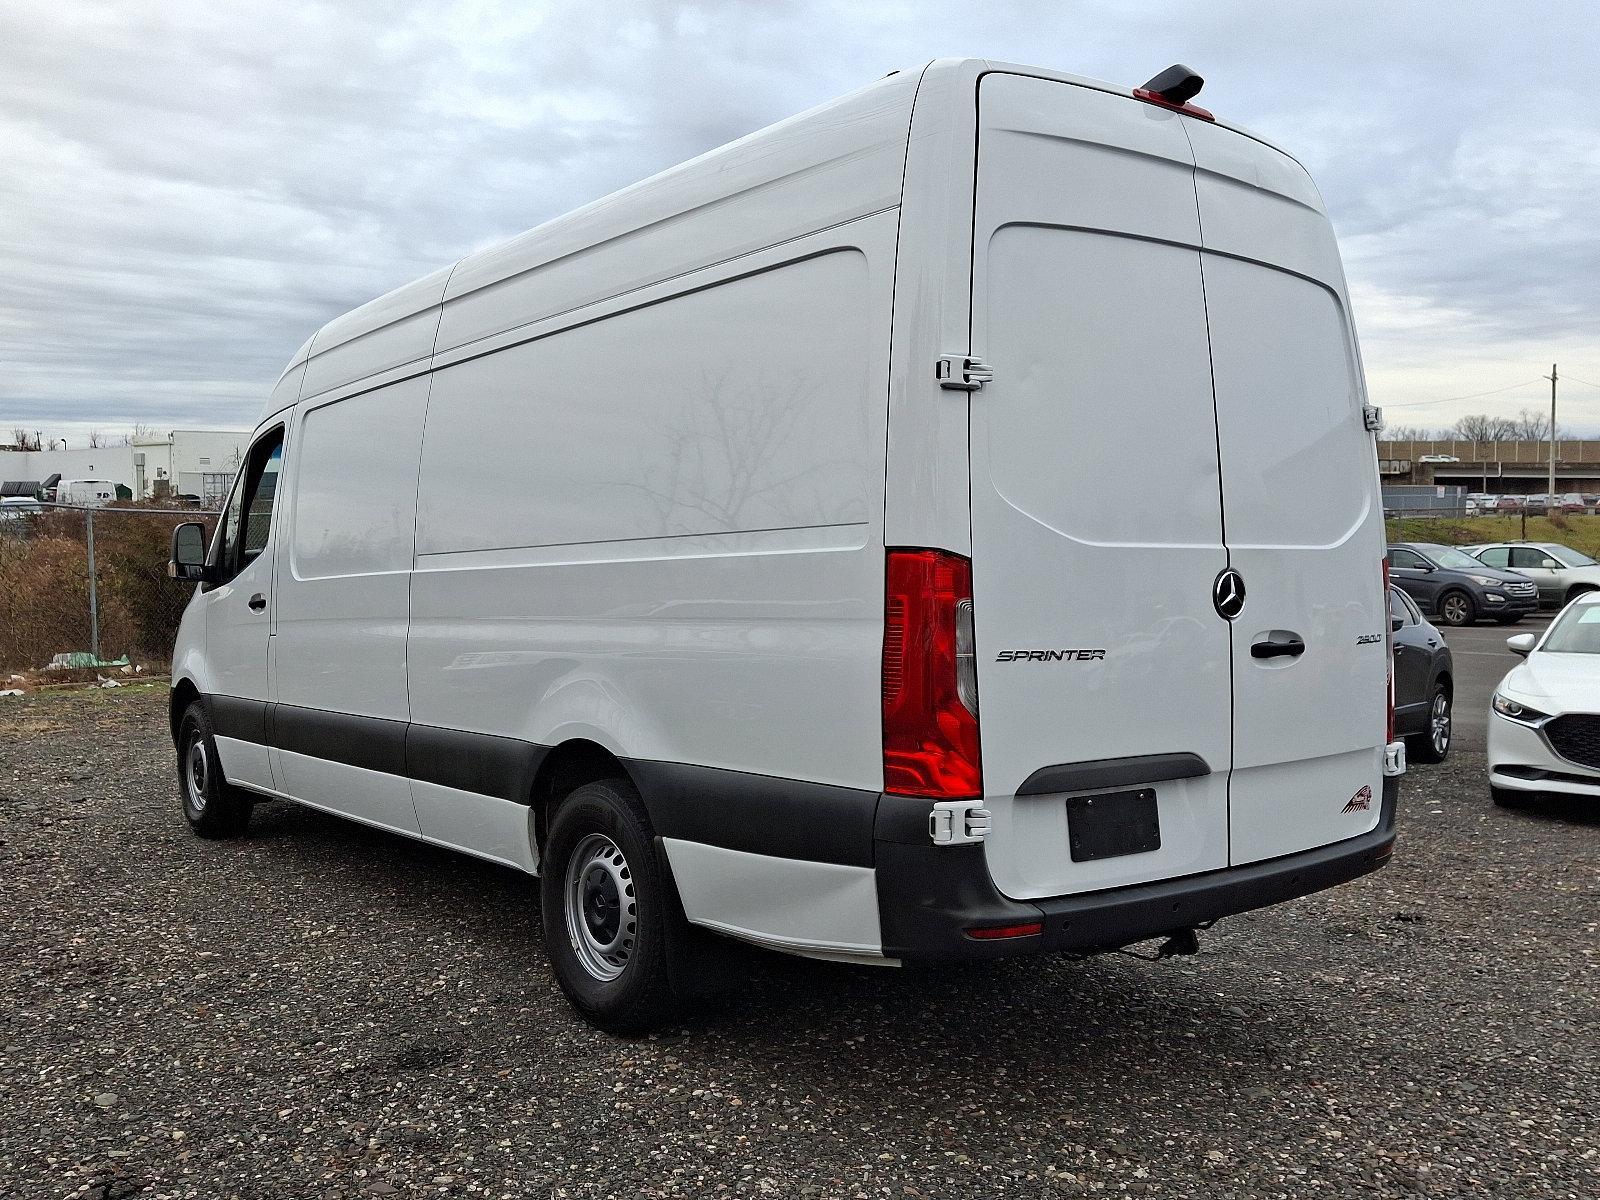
[{"left": 0, "top": 506, "right": 217, "bottom": 670}]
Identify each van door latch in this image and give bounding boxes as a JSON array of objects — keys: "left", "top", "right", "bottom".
[
  {"left": 936, "top": 355, "right": 994, "bottom": 391},
  {"left": 929, "top": 799, "right": 992, "bottom": 845}
]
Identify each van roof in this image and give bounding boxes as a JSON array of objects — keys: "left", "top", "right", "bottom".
[{"left": 268, "top": 58, "right": 1305, "bottom": 423}]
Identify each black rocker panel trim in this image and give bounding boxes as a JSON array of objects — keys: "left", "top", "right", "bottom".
[
  {"left": 271, "top": 703, "right": 407, "bottom": 776},
  {"left": 206, "top": 695, "right": 269, "bottom": 745},
  {"left": 628, "top": 759, "right": 879, "bottom": 868},
  {"left": 406, "top": 723, "right": 549, "bottom": 805},
  {"left": 193, "top": 694, "right": 876, "bottom": 865},
  {"left": 1015, "top": 752, "right": 1211, "bottom": 796}
]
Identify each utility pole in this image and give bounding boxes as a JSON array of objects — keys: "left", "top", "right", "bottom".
[
  {"left": 85, "top": 509, "right": 100, "bottom": 662},
  {"left": 1547, "top": 362, "right": 1559, "bottom": 500}
]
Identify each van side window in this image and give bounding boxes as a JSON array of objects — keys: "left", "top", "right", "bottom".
[
  {"left": 1476, "top": 547, "right": 1510, "bottom": 568},
  {"left": 215, "top": 429, "right": 285, "bottom": 584}
]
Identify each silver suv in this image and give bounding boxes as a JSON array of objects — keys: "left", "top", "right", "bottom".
[{"left": 1465, "top": 542, "right": 1600, "bottom": 608}]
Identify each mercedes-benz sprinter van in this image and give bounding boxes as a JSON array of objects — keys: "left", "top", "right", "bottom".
[{"left": 168, "top": 59, "right": 1405, "bottom": 1031}]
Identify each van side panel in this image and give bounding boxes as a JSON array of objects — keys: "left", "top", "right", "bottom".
[
  {"left": 407, "top": 215, "right": 897, "bottom": 797},
  {"left": 270, "top": 379, "right": 428, "bottom": 834},
  {"left": 435, "top": 78, "right": 918, "bottom": 357}
]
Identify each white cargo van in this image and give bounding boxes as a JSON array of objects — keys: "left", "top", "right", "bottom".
[{"left": 168, "top": 60, "right": 1405, "bottom": 1031}]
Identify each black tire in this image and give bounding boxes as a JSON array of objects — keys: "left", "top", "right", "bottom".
[
  {"left": 540, "top": 777, "right": 682, "bottom": 1034},
  {"left": 176, "top": 702, "right": 254, "bottom": 838},
  {"left": 1566, "top": 585, "right": 1597, "bottom": 605},
  {"left": 1436, "top": 590, "right": 1475, "bottom": 627},
  {"left": 1491, "top": 784, "right": 1529, "bottom": 808},
  {"left": 1407, "top": 683, "right": 1452, "bottom": 763}
]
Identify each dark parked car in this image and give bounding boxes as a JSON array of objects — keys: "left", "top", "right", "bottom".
[
  {"left": 1389, "top": 586, "right": 1453, "bottom": 763},
  {"left": 1387, "top": 542, "right": 1538, "bottom": 627}
]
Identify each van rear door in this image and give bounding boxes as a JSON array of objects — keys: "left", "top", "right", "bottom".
[
  {"left": 1186, "top": 119, "right": 1389, "bottom": 863},
  {"left": 966, "top": 75, "right": 1232, "bottom": 901}
]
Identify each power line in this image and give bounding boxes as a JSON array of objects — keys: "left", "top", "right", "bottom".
[
  {"left": 1562, "top": 375, "right": 1600, "bottom": 391},
  {"left": 1384, "top": 379, "right": 1545, "bottom": 409}
]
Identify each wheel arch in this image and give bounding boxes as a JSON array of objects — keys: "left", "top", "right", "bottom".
[
  {"left": 169, "top": 677, "right": 202, "bottom": 743},
  {"left": 528, "top": 739, "right": 640, "bottom": 869}
]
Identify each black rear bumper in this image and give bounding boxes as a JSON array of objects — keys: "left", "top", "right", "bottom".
[{"left": 875, "top": 776, "right": 1398, "bottom": 961}]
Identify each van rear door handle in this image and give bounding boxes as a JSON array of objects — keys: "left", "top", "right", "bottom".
[
  {"left": 248, "top": 593, "right": 267, "bottom": 611},
  {"left": 1250, "top": 632, "right": 1305, "bottom": 659}
]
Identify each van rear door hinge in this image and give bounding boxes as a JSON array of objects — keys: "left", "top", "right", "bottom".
[
  {"left": 929, "top": 799, "right": 992, "bottom": 845},
  {"left": 1363, "top": 404, "right": 1384, "bottom": 432},
  {"left": 936, "top": 354, "right": 994, "bottom": 391}
]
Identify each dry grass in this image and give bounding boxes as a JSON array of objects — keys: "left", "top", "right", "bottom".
[
  {"left": 0, "top": 507, "right": 217, "bottom": 671},
  {"left": 1385, "top": 512, "right": 1600, "bottom": 555}
]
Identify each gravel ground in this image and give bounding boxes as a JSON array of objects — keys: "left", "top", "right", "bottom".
[{"left": 1, "top": 684, "right": 1596, "bottom": 1199}]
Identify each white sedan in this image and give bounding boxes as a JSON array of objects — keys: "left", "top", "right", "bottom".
[{"left": 1489, "top": 594, "right": 1600, "bottom": 805}]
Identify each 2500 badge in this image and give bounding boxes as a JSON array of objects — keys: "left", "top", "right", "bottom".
[{"left": 994, "top": 649, "right": 1107, "bottom": 662}]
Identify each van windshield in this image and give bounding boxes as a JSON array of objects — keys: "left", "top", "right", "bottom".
[{"left": 1539, "top": 604, "right": 1600, "bottom": 654}]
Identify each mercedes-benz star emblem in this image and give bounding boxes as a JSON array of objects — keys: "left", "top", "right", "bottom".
[{"left": 1213, "top": 567, "right": 1246, "bottom": 620}]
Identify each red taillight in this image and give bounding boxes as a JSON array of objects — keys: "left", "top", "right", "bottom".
[
  {"left": 1131, "top": 87, "right": 1216, "bottom": 122},
  {"left": 1383, "top": 558, "right": 1395, "bottom": 743},
  {"left": 965, "top": 921, "right": 1043, "bottom": 941},
  {"left": 883, "top": 549, "right": 982, "bottom": 798}
]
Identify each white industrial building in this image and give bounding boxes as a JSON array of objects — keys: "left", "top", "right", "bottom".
[{"left": 0, "top": 429, "right": 248, "bottom": 507}]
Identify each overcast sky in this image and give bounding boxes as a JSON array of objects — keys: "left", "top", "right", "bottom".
[{"left": 4, "top": 0, "right": 1599, "bottom": 442}]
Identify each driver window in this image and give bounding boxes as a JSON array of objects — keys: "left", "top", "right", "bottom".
[
  {"left": 214, "top": 428, "right": 285, "bottom": 585},
  {"left": 1510, "top": 547, "right": 1549, "bottom": 570},
  {"left": 1389, "top": 549, "right": 1425, "bottom": 570}
]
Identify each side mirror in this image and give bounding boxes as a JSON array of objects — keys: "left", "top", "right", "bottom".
[
  {"left": 1506, "top": 633, "right": 1536, "bottom": 657},
  {"left": 168, "top": 522, "right": 212, "bottom": 583},
  {"left": 1391, "top": 615, "right": 1404, "bottom": 632}
]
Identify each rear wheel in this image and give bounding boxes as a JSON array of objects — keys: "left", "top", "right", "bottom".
[
  {"left": 176, "top": 703, "right": 254, "bottom": 838},
  {"left": 540, "top": 777, "right": 682, "bottom": 1034},
  {"left": 1437, "top": 590, "right": 1475, "bottom": 627},
  {"left": 1408, "top": 684, "right": 1452, "bottom": 763}
]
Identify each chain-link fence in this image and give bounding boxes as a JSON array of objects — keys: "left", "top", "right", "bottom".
[{"left": 0, "top": 503, "right": 216, "bottom": 673}]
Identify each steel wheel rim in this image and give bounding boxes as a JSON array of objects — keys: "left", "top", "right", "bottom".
[
  {"left": 186, "top": 739, "right": 209, "bottom": 813},
  {"left": 564, "top": 832, "right": 636, "bottom": 982},
  {"left": 1431, "top": 691, "right": 1451, "bottom": 755},
  {"left": 1443, "top": 595, "right": 1468, "bottom": 624}
]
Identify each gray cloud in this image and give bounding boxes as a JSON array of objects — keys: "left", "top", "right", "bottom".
[{"left": 3, "top": 0, "right": 1598, "bottom": 439}]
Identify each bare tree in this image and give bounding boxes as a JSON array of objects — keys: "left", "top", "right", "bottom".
[
  {"left": 86, "top": 429, "right": 107, "bottom": 448},
  {"left": 1511, "top": 407, "right": 1550, "bottom": 442},
  {"left": 6, "top": 428, "right": 42, "bottom": 450},
  {"left": 121, "top": 423, "right": 157, "bottom": 446},
  {"left": 1453, "top": 413, "right": 1518, "bottom": 443},
  {"left": 1383, "top": 424, "right": 1443, "bottom": 441}
]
